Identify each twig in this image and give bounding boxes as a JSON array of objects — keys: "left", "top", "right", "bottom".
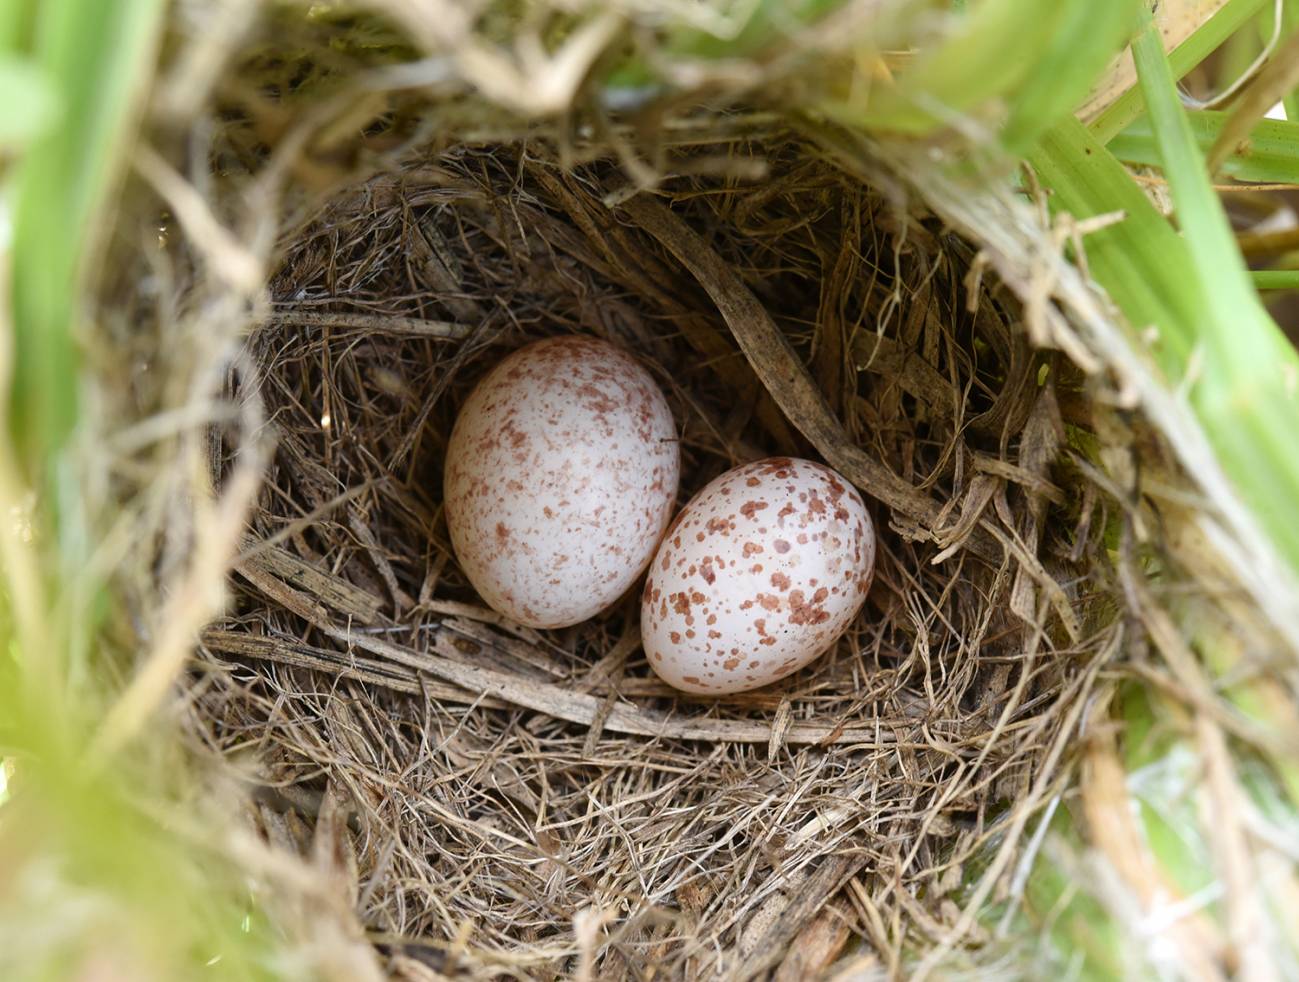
[{"left": 265, "top": 310, "right": 472, "bottom": 340}]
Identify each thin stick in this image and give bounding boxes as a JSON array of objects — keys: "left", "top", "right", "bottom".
[{"left": 265, "top": 310, "right": 472, "bottom": 340}]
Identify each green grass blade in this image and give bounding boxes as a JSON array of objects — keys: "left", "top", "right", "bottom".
[
  {"left": 0, "top": 0, "right": 35, "bottom": 50},
  {"left": 1129, "top": 8, "right": 1275, "bottom": 366},
  {"left": 1129, "top": 11, "right": 1299, "bottom": 545},
  {"left": 1261, "top": 0, "right": 1299, "bottom": 121},
  {"left": 1253, "top": 269, "right": 1299, "bottom": 289},
  {"left": 665, "top": 0, "right": 850, "bottom": 60},
  {"left": 1031, "top": 11, "right": 1299, "bottom": 586},
  {"left": 815, "top": 0, "right": 1139, "bottom": 145},
  {"left": 825, "top": 0, "right": 1067, "bottom": 134},
  {"left": 1090, "top": 0, "right": 1269, "bottom": 144},
  {"left": 1205, "top": 28, "right": 1299, "bottom": 172},
  {"left": 1111, "top": 110, "right": 1299, "bottom": 183},
  {"left": 1072, "top": 7, "right": 1299, "bottom": 585},
  {"left": 1027, "top": 119, "right": 1200, "bottom": 375},
  {"left": 0, "top": 0, "right": 315, "bottom": 975},
  {"left": 0, "top": 57, "right": 56, "bottom": 150},
  {"left": 1284, "top": 0, "right": 1299, "bottom": 119},
  {"left": 9, "top": 0, "right": 166, "bottom": 477},
  {"left": 1030, "top": 112, "right": 1299, "bottom": 581},
  {"left": 999, "top": 0, "right": 1137, "bottom": 153}
]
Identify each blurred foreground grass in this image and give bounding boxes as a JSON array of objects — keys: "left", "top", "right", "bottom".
[{"left": 0, "top": 0, "right": 293, "bottom": 977}]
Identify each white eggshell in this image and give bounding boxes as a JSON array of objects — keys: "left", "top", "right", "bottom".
[
  {"left": 444, "top": 336, "right": 679, "bottom": 629},
  {"left": 641, "top": 458, "right": 875, "bottom": 695}
]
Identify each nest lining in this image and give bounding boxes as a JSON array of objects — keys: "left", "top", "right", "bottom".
[{"left": 199, "top": 132, "right": 1111, "bottom": 977}]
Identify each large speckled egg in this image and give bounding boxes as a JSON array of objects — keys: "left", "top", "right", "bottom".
[
  {"left": 443, "top": 336, "right": 679, "bottom": 629},
  {"left": 641, "top": 458, "right": 875, "bottom": 695}
]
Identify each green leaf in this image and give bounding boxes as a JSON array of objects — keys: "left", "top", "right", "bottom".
[
  {"left": 1286, "top": 1, "right": 1299, "bottom": 120},
  {"left": 823, "top": 0, "right": 1070, "bottom": 134},
  {"left": 1112, "top": 110, "right": 1299, "bottom": 184},
  {"left": 1264, "top": 0, "right": 1299, "bottom": 120},
  {"left": 1000, "top": 0, "right": 1137, "bottom": 153},
  {"left": 1090, "top": 0, "right": 1270, "bottom": 144},
  {"left": 666, "top": 0, "right": 849, "bottom": 61},
  {"left": 1028, "top": 118, "right": 1199, "bottom": 376},
  {"left": 1035, "top": 8, "right": 1299, "bottom": 583},
  {"left": 1253, "top": 269, "right": 1299, "bottom": 290},
  {"left": 0, "top": 0, "right": 36, "bottom": 51},
  {"left": 1030, "top": 117, "right": 1299, "bottom": 583},
  {"left": 9, "top": 0, "right": 166, "bottom": 478},
  {"left": 811, "top": 0, "right": 1138, "bottom": 148},
  {"left": 1128, "top": 7, "right": 1274, "bottom": 369},
  {"left": 0, "top": 57, "right": 57, "bottom": 149}
]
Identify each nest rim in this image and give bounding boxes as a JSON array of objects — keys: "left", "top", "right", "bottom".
[{"left": 197, "top": 131, "right": 1110, "bottom": 977}]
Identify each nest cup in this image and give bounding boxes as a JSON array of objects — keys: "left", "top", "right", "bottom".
[{"left": 199, "top": 131, "right": 1108, "bottom": 977}]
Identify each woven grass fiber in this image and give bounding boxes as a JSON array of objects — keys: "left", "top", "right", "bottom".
[{"left": 194, "top": 133, "right": 1115, "bottom": 976}]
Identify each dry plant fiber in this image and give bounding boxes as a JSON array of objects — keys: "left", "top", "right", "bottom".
[{"left": 194, "top": 132, "right": 1110, "bottom": 978}]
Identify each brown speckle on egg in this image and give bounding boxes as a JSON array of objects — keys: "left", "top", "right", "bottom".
[
  {"left": 640, "top": 457, "right": 875, "bottom": 695},
  {"left": 444, "top": 336, "right": 679, "bottom": 629}
]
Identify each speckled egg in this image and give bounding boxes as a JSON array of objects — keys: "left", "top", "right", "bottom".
[
  {"left": 443, "top": 335, "right": 679, "bottom": 629},
  {"left": 641, "top": 458, "right": 875, "bottom": 695}
]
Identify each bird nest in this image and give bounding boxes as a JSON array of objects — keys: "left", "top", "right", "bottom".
[{"left": 195, "top": 130, "right": 1114, "bottom": 978}]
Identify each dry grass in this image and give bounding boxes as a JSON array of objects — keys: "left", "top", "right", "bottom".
[{"left": 182, "top": 133, "right": 1127, "bottom": 977}]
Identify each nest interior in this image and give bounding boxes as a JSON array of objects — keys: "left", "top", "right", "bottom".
[{"left": 199, "top": 132, "right": 1111, "bottom": 978}]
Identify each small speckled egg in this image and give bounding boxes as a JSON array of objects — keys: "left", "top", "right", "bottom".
[
  {"left": 641, "top": 457, "right": 875, "bottom": 695},
  {"left": 443, "top": 335, "right": 679, "bottom": 629}
]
